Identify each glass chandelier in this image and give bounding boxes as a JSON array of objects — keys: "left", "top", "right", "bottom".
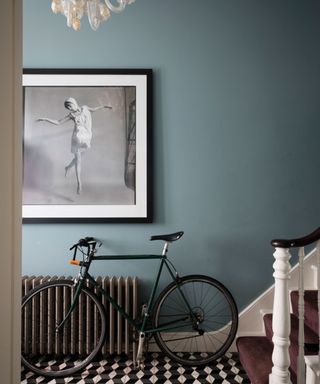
[{"left": 51, "top": 0, "right": 136, "bottom": 31}]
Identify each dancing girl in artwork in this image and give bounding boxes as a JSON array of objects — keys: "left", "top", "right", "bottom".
[{"left": 37, "top": 97, "right": 112, "bottom": 194}]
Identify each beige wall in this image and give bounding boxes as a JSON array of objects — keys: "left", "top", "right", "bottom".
[{"left": 0, "top": 0, "right": 22, "bottom": 382}]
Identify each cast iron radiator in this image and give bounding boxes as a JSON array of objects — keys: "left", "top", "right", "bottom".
[{"left": 21, "top": 275, "right": 138, "bottom": 356}]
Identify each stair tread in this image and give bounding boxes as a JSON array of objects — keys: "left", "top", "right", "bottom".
[{"left": 237, "top": 336, "right": 273, "bottom": 384}]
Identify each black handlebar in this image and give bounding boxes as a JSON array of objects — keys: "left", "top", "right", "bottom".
[
  {"left": 80, "top": 237, "right": 95, "bottom": 245},
  {"left": 70, "top": 237, "right": 96, "bottom": 250}
]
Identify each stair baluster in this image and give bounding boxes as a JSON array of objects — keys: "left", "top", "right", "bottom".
[{"left": 298, "top": 246, "right": 305, "bottom": 384}]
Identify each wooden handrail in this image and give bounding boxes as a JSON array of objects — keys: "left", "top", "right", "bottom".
[{"left": 271, "top": 227, "right": 320, "bottom": 248}]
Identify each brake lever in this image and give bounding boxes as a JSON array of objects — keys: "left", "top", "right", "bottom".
[
  {"left": 69, "top": 244, "right": 77, "bottom": 251},
  {"left": 72, "top": 245, "right": 78, "bottom": 260}
]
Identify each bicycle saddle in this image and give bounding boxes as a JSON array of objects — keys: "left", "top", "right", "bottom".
[{"left": 150, "top": 231, "right": 184, "bottom": 242}]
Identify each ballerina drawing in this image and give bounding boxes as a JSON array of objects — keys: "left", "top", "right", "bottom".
[{"left": 37, "top": 97, "right": 112, "bottom": 194}]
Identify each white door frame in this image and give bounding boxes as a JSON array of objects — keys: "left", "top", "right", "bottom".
[{"left": 0, "top": 0, "right": 22, "bottom": 382}]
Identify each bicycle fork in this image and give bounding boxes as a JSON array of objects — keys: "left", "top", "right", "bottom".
[{"left": 55, "top": 277, "right": 84, "bottom": 332}]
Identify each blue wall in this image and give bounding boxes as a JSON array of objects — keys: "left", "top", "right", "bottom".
[{"left": 23, "top": 0, "right": 320, "bottom": 309}]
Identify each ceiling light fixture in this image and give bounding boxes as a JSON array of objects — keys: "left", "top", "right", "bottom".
[{"left": 51, "top": 0, "right": 136, "bottom": 31}]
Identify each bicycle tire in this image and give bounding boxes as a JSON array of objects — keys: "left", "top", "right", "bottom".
[
  {"left": 21, "top": 279, "right": 106, "bottom": 377},
  {"left": 153, "top": 274, "right": 238, "bottom": 366}
]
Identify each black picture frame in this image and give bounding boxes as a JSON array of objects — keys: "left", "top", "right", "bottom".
[{"left": 22, "top": 68, "right": 152, "bottom": 223}]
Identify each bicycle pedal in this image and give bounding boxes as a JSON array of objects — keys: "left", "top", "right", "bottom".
[{"left": 133, "top": 358, "right": 145, "bottom": 370}]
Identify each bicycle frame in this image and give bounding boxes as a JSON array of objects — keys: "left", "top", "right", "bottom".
[
  {"left": 62, "top": 242, "right": 195, "bottom": 335},
  {"left": 22, "top": 232, "right": 239, "bottom": 377}
]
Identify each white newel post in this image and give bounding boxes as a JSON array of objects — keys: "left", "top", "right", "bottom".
[{"left": 269, "top": 247, "right": 292, "bottom": 384}]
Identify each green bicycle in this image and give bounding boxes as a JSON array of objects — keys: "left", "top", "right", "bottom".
[{"left": 21, "top": 231, "right": 238, "bottom": 377}]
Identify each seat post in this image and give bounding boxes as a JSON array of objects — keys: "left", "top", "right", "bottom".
[{"left": 162, "top": 241, "right": 169, "bottom": 256}]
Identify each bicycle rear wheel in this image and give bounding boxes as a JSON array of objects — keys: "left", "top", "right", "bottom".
[
  {"left": 153, "top": 275, "right": 238, "bottom": 366},
  {"left": 21, "top": 279, "right": 106, "bottom": 377}
]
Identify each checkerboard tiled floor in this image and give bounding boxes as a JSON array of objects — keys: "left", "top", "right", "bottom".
[{"left": 21, "top": 352, "right": 250, "bottom": 383}]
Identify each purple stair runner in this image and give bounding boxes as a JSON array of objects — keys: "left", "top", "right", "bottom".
[{"left": 237, "top": 290, "right": 318, "bottom": 384}]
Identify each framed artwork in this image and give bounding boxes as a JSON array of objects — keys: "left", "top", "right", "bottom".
[{"left": 22, "top": 69, "right": 152, "bottom": 223}]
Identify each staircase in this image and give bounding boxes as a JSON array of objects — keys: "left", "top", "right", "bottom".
[
  {"left": 237, "top": 290, "right": 319, "bottom": 383},
  {"left": 236, "top": 227, "right": 320, "bottom": 384}
]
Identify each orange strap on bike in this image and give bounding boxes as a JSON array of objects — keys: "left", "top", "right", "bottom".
[{"left": 69, "top": 260, "right": 80, "bottom": 266}]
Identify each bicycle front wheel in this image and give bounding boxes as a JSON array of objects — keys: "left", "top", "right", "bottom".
[
  {"left": 153, "top": 275, "right": 238, "bottom": 366},
  {"left": 21, "top": 279, "right": 106, "bottom": 377}
]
